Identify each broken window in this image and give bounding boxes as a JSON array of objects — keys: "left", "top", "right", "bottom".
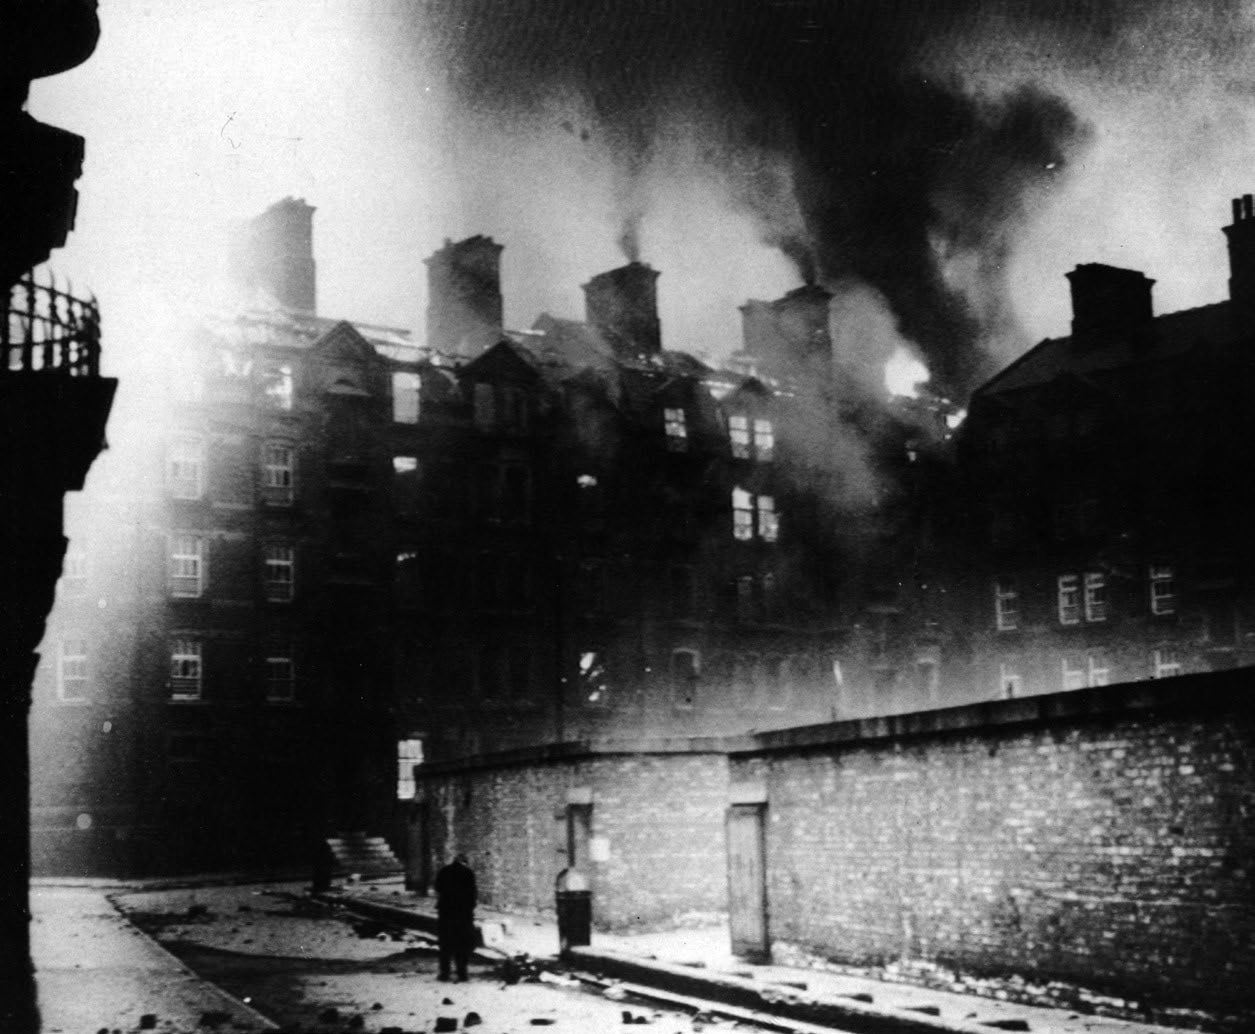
[
  {"left": 170, "top": 638, "right": 203, "bottom": 700},
  {"left": 168, "top": 436, "right": 204, "bottom": 500},
  {"left": 57, "top": 637, "right": 88, "bottom": 703},
  {"left": 263, "top": 543, "right": 295, "bottom": 602},
  {"left": 262, "top": 441, "right": 295, "bottom": 506},
  {"left": 664, "top": 407, "right": 688, "bottom": 451},
  {"left": 392, "top": 371, "right": 421, "bottom": 424},
  {"left": 1149, "top": 564, "right": 1176, "bottom": 615},
  {"left": 169, "top": 534, "right": 206, "bottom": 598},
  {"left": 579, "top": 650, "right": 610, "bottom": 706},
  {"left": 261, "top": 362, "right": 294, "bottom": 410}
]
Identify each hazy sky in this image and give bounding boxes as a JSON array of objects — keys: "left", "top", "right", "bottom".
[{"left": 29, "top": 1, "right": 1255, "bottom": 395}]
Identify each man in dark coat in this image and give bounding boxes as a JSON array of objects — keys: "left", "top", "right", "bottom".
[{"left": 434, "top": 853, "right": 477, "bottom": 981}]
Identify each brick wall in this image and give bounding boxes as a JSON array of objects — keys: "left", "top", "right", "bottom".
[
  {"left": 418, "top": 744, "right": 730, "bottom": 930},
  {"left": 737, "top": 671, "right": 1255, "bottom": 1013}
]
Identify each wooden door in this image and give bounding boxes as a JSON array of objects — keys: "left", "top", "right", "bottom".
[{"left": 726, "top": 803, "right": 769, "bottom": 962}]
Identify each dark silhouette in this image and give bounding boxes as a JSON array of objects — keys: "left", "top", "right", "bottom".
[{"left": 434, "top": 854, "right": 477, "bottom": 981}]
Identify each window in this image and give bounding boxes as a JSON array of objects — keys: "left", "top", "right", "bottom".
[
  {"left": 61, "top": 550, "right": 88, "bottom": 596},
  {"left": 392, "top": 371, "right": 421, "bottom": 424},
  {"left": 473, "top": 382, "right": 495, "bottom": 429},
  {"left": 1087, "top": 652, "right": 1110, "bottom": 687},
  {"left": 753, "top": 418, "right": 775, "bottom": 460},
  {"left": 169, "top": 534, "right": 205, "bottom": 598},
  {"left": 1083, "top": 572, "right": 1108, "bottom": 623},
  {"left": 732, "top": 488, "right": 754, "bottom": 540},
  {"left": 757, "top": 496, "right": 779, "bottom": 542},
  {"left": 263, "top": 544, "right": 295, "bottom": 602},
  {"left": 1057, "top": 574, "right": 1081, "bottom": 625},
  {"left": 579, "top": 650, "right": 610, "bottom": 706},
  {"left": 168, "top": 436, "right": 204, "bottom": 500},
  {"left": 761, "top": 571, "right": 779, "bottom": 620},
  {"left": 265, "top": 652, "right": 295, "bottom": 701},
  {"left": 994, "top": 577, "right": 1019, "bottom": 631},
  {"left": 1149, "top": 565, "right": 1177, "bottom": 615},
  {"left": 262, "top": 442, "right": 295, "bottom": 506},
  {"left": 671, "top": 648, "right": 700, "bottom": 708},
  {"left": 262, "top": 362, "right": 294, "bottom": 410},
  {"left": 1061, "top": 653, "right": 1085, "bottom": 691},
  {"left": 57, "top": 637, "right": 88, "bottom": 702},
  {"left": 998, "top": 662, "right": 1023, "bottom": 698},
  {"left": 396, "top": 551, "right": 421, "bottom": 608},
  {"left": 1152, "top": 647, "right": 1182, "bottom": 679},
  {"left": 396, "top": 737, "right": 425, "bottom": 799},
  {"left": 729, "top": 414, "right": 750, "bottom": 458},
  {"left": 393, "top": 455, "right": 420, "bottom": 513},
  {"left": 170, "top": 638, "right": 203, "bottom": 700},
  {"left": 736, "top": 575, "right": 755, "bottom": 621},
  {"left": 663, "top": 407, "right": 688, "bottom": 451},
  {"left": 500, "top": 385, "right": 529, "bottom": 432}
]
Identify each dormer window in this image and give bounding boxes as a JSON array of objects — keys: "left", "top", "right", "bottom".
[
  {"left": 732, "top": 488, "right": 779, "bottom": 542},
  {"left": 663, "top": 407, "right": 688, "bottom": 451},
  {"left": 729, "top": 413, "right": 774, "bottom": 461},
  {"left": 729, "top": 415, "right": 751, "bottom": 458}
]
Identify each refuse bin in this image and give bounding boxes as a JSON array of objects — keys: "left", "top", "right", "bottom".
[{"left": 555, "top": 867, "right": 591, "bottom": 954}]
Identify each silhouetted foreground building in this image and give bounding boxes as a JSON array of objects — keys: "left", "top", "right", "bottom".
[{"left": 2, "top": 3, "right": 112, "bottom": 1030}]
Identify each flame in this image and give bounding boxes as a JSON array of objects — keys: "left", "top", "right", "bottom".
[{"left": 884, "top": 347, "right": 929, "bottom": 398}]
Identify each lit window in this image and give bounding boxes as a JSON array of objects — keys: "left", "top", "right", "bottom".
[
  {"left": 1057, "top": 574, "right": 1081, "bottom": 625},
  {"left": 262, "top": 442, "right": 295, "bottom": 505},
  {"left": 61, "top": 550, "right": 88, "bottom": 596},
  {"left": 263, "top": 544, "right": 295, "bottom": 602},
  {"left": 579, "top": 650, "right": 610, "bottom": 706},
  {"left": 1152, "top": 647, "right": 1182, "bottom": 679},
  {"left": 1149, "top": 565, "right": 1177, "bottom": 615},
  {"left": 57, "top": 637, "right": 88, "bottom": 702},
  {"left": 168, "top": 436, "right": 204, "bottom": 500},
  {"left": 393, "top": 455, "right": 420, "bottom": 512},
  {"left": 1087, "top": 652, "right": 1110, "bottom": 687},
  {"left": 994, "top": 577, "right": 1019, "bottom": 631},
  {"left": 999, "top": 662, "right": 1022, "bottom": 698},
  {"left": 262, "top": 362, "right": 294, "bottom": 410},
  {"left": 265, "top": 653, "right": 295, "bottom": 701},
  {"left": 396, "top": 737, "right": 425, "bottom": 799},
  {"left": 757, "top": 496, "right": 779, "bottom": 542},
  {"left": 170, "top": 638, "right": 203, "bottom": 700},
  {"left": 392, "top": 371, "right": 421, "bottom": 424},
  {"left": 729, "top": 414, "right": 751, "bottom": 458},
  {"left": 1061, "top": 653, "right": 1085, "bottom": 691},
  {"left": 396, "top": 550, "right": 421, "bottom": 607},
  {"left": 169, "top": 534, "right": 205, "bottom": 598},
  {"left": 664, "top": 407, "right": 688, "bottom": 451},
  {"left": 671, "top": 648, "right": 700, "bottom": 708},
  {"left": 732, "top": 488, "right": 754, "bottom": 540},
  {"left": 1083, "top": 572, "right": 1108, "bottom": 623},
  {"left": 753, "top": 418, "right": 775, "bottom": 460}
]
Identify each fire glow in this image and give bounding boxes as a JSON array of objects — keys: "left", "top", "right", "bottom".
[{"left": 884, "top": 347, "right": 930, "bottom": 398}]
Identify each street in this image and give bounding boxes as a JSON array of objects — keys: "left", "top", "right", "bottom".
[{"left": 102, "top": 882, "right": 754, "bottom": 1034}]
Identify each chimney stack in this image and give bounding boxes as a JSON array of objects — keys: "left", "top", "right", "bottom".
[
  {"left": 230, "top": 197, "right": 317, "bottom": 313},
  {"left": 424, "top": 235, "right": 504, "bottom": 358},
  {"left": 582, "top": 262, "right": 662, "bottom": 357},
  {"left": 1065, "top": 263, "right": 1155, "bottom": 339},
  {"left": 738, "top": 283, "right": 833, "bottom": 377},
  {"left": 1223, "top": 193, "right": 1255, "bottom": 309}
]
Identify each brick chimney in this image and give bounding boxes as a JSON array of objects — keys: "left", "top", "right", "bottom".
[
  {"left": 230, "top": 197, "right": 317, "bottom": 313},
  {"left": 582, "top": 262, "right": 661, "bottom": 357},
  {"left": 425, "top": 235, "right": 504, "bottom": 358},
  {"left": 739, "top": 283, "right": 833, "bottom": 375},
  {"left": 1223, "top": 193, "right": 1255, "bottom": 309},
  {"left": 1065, "top": 263, "right": 1154, "bottom": 339}
]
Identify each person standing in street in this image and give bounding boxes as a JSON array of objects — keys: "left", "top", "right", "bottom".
[{"left": 434, "top": 853, "right": 477, "bottom": 981}]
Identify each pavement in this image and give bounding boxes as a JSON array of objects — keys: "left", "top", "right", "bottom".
[
  {"left": 327, "top": 876, "right": 1210, "bottom": 1034},
  {"left": 31, "top": 881, "right": 278, "bottom": 1033}
]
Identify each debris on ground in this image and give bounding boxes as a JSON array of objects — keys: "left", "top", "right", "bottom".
[
  {"left": 464, "top": 1011, "right": 483, "bottom": 1026},
  {"left": 434, "top": 1016, "right": 458, "bottom": 1032}
]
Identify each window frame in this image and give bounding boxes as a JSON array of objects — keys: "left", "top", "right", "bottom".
[
  {"left": 167, "top": 435, "right": 205, "bottom": 500},
  {"left": 169, "top": 533, "right": 206, "bottom": 598},
  {"left": 57, "top": 636, "right": 89, "bottom": 703},
  {"left": 663, "top": 406, "right": 688, "bottom": 451},
  {"left": 265, "top": 652, "right": 296, "bottom": 702},
  {"left": 1152, "top": 646, "right": 1182, "bottom": 679},
  {"left": 1057, "top": 573, "right": 1081, "bottom": 626},
  {"left": 262, "top": 543, "right": 296, "bottom": 603},
  {"left": 391, "top": 370, "right": 421, "bottom": 424},
  {"left": 396, "top": 737, "right": 425, "bottom": 800},
  {"left": 1149, "top": 564, "right": 1177, "bottom": 616},
  {"left": 261, "top": 441, "right": 295, "bottom": 506},
  {"left": 994, "top": 576, "right": 1019, "bottom": 631},
  {"left": 1083, "top": 571, "right": 1108, "bottom": 623},
  {"left": 170, "top": 637, "right": 203, "bottom": 701}
]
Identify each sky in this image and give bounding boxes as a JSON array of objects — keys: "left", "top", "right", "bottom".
[{"left": 28, "top": 0, "right": 1255, "bottom": 399}]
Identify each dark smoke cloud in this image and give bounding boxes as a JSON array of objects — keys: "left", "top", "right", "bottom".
[{"left": 404, "top": 0, "right": 1230, "bottom": 396}]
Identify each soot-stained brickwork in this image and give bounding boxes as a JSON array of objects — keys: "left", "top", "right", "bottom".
[{"left": 738, "top": 671, "right": 1255, "bottom": 1014}]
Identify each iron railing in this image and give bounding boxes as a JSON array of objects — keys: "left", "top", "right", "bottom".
[{"left": 2, "top": 268, "right": 100, "bottom": 377}]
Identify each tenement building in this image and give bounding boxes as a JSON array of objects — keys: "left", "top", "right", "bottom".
[
  {"left": 926, "top": 195, "right": 1255, "bottom": 700},
  {"left": 31, "top": 199, "right": 933, "bottom": 874}
]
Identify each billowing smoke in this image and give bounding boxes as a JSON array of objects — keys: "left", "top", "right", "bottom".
[{"left": 400, "top": 0, "right": 1170, "bottom": 397}]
